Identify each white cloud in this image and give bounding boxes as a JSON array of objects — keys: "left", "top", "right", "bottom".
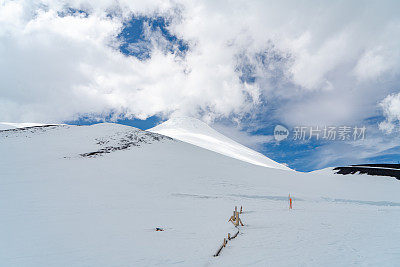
[
  {"left": 0, "top": 0, "right": 400, "bottom": 127},
  {"left": 354, "top": 47, "right": 392, "bottom": 81},
  {"left": 379, "top": 92, "right": 400, "bottom": 133},
  {"left": 0, "top": 0, "right": 261, "bottom": 122}
]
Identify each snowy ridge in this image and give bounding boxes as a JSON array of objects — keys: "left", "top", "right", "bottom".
[
  {"left": 0, "top": 122, "right": 49, "bottom": 130},
  {"left": 149, "top": 117, "right": 291, "bottom": 170},
  {"left": 0, "top": 123, "right": 172, "bottom": 159}
]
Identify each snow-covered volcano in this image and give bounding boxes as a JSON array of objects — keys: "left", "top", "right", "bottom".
[
  {"left": 149, "top": 117, "right": 290, "bottom": 170},
  {"left": 1, "top": 123, "right": 399, "bottom": 266}
]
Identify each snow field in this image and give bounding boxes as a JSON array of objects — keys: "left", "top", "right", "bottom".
[{"left": 1, "top": 122, "right": 399, "bottom": 266}]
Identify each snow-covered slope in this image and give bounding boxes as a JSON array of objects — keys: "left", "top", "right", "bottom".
[
  {"left": 149, "top": 117, "right": 291, "bottom": 170},
  {"left": 1, "top": 123, "right": 399, "bottom": 266},
  {"left": 0, "top": 122, "right": 48, "bottom": 130}
]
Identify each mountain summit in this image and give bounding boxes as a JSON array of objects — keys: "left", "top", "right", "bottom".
[{"left": 149, "top": 117, "right": 291, "bottom": 170}]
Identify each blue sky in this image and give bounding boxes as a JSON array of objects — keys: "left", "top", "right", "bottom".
[{"left": 1, "top": 1, "right": 400, "bottom": 171}]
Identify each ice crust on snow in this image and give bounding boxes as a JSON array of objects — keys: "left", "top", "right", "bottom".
[{"left": 149, "top": 117, "right": 291, "bottom": 170}]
